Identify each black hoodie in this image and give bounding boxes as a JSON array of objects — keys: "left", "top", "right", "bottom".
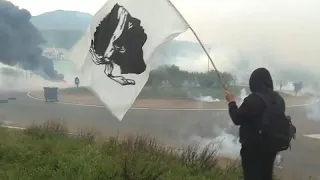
[{"left": 228, "top": 68, "right": 285, "bottom": 147}]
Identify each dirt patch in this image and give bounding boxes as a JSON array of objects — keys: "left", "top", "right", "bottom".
[{"left": 30, "top": 90, "right": 311, "bottom": 109}]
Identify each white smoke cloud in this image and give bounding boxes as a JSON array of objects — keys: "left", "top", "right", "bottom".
[
  {"left": 172, "top": 0, "right": 320, "bottom": 83},
  {"left": 186, "top": 89, "right": 248, "bottom": 159},
  {"left": 186, "top": 87, "right": 283, "bottom": 167},
  {"left": 188, "top": 124, "right": 241, "bottom": 159},
  {"left": 0, "top": 62, "right": 69, "bottom": 91},
  {"left": 305, "top": 97, "right": 320, "bottom": 121},
  {"left": 193, "top": 95, "right": 220, "bottom": 103},
  {"left": 281, "top": 82, "right": 295, "bottom": 92},
  {"left": 237, "top": 88, "right": 248, "bottom": 105}
]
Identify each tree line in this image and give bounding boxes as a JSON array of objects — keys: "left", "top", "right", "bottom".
[{"left": 146, "top": 65, "right": 235, "bottom": 88}]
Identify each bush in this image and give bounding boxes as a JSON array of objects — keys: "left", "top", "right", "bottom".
[
  {"left": 146, "top": 65, "right": 236, "bottom": 89},
  {"left": 0, "top": 120, "right": 245, "bottom": 180}
]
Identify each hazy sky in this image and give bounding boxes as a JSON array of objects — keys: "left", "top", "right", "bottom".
[
  {"left": 8, "top": 0, "right": 239, "bottom": 16},
  {"left": 9, "top": 0, "right": 105, "bottom": 15},
  {"left": 8, "top": 0, "right": 320, "bottom": 81}
]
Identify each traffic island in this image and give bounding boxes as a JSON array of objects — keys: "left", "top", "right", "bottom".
[
  {"left": 28, "top": 87, "right": 311, "bottom": 109},
  {"left": 0, "top": 100, "right": 8, "bottom": 103}
]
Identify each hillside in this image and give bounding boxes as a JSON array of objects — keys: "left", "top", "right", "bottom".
[
  {"left": 31, "top": 10, "right": 209, "bottom": 60},
  {"left": 40, "top": 29, "right": 85, "bottom": 49},
  {"left": 31, "top": 10, "right": 92, "bottom": 31},
  {"left": 31, "top": 10, "right": 92, "bottom": 49}
]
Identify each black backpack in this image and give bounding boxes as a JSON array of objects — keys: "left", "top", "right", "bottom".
[{"left": 255, "top": 92, "right": 296, "bottom": 152}]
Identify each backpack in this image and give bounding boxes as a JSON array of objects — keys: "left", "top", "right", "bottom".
[{"left": 255, "top": 92, "right": 297, "bottom": 152}]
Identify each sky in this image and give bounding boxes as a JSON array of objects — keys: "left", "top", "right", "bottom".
[
  {"left": 8, "top": 0, "right": 320, "bottom": 82},
  {"left": 9, "top": 0, "right": 106, "bottom": 15},
  {"left": 8, "top": 0, "right": 240, "bottom": 16}
]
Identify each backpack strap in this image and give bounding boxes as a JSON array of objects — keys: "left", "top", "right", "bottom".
[
  {"left": 254, "top": 92, "right": 272, "bottom": 108},
  {"left": 253, "top": 92, "right": 272, "bottom": 128}
]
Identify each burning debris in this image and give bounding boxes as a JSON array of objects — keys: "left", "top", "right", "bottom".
[{"left": 0, "top": 0, "right": 64, "bottom": 81}]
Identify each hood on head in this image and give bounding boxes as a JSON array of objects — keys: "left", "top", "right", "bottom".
[{"left": 249, "top": 67, "right": 274, "bottom": 93}]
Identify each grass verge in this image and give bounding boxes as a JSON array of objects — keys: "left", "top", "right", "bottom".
[{"left": 0, "top": 120, "right": 244, "bottom": 180}]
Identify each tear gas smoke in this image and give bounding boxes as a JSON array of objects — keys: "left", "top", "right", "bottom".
[
  {"left": 305, "top": 97, "right": 320, "bottom": 121},
  {"left": 188, "top": 126, "right": 241, "bottom": 159},
  {"left": 186, "top": 90, "right": 247, "bottom": 160},
  {"left": 0, "top": 0, "right": 63, "bottom": 81},
  {"left": 0, "top": 62, "right": 67, "bottom": 91},
  {"left": 237, "top": 88, "right": 247, "bottom": 105},
  {"left": 193, "top": 95, "right": 220, "bottom": 102},
  {"left": 171, "top": 0, "right": 320, "bottom": 84},
  {"left": 187, "top": 87, "right": 283, "bottom": 167}
]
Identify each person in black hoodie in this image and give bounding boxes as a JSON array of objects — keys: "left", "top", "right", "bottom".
[{"left": 225, "top": 68, "right": 285, "bottom": 180}]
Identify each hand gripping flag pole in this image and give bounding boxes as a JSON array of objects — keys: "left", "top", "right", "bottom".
[{"left": 166, "top": 0, "right": 227, "bottom": 90}]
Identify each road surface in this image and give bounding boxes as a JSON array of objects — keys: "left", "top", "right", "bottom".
[{"left": 0, "top": 90, "right": 320, "bottom": 179}]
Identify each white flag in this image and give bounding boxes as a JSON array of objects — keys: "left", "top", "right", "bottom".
[{"left": 70, "top": 0, "right": 188, "bottom": 120}]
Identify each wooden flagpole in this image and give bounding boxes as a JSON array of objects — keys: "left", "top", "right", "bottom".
[{"left": 166, "top": 0, "right": 227, "bottom": 90}]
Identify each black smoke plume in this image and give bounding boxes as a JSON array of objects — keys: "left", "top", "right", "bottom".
[{"left": 0, "top": 0, "right": 64, "bottom": 81}]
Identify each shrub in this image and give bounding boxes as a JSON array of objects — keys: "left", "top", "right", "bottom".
[{"left": 0, "top": 120, "right": 246, "bottom": 180}]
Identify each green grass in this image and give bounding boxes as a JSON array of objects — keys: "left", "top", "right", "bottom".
[{"left": 0, "top": 120, "right": 244, "bottom": 180}]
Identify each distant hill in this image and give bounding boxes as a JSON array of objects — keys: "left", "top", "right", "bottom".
[
  {"left": 40, "top": 29, "right": 85, "bottom": 49},
  {"left": 31, "top": 10, "right": 92, "bottom": 31},
  {"left": 31, "top": 10, "right": 92, "bottom": 49},
  {"left": 31, "top": 10, "right": 209, "bottom": 60}
]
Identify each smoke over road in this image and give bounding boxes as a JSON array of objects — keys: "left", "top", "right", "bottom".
[{"left": 0, "top": 0, "right": 63, "bottom": 81}]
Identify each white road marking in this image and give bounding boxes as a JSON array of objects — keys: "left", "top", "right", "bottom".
[
  {"left": 3, "top": 121, "right": 14, "bottom": 124},
  {"left": 27, "top": 92, "right": 106, "bottom": 108},
  {"left": 27, "top": 92, "right": 312, "bottom": 111},
  {"left": 1, "top": 125, "right": 25, "bottom": 130},
  {"left": 304, "top": 134, "right": 320, "bottom": 140},
  {"left": 0, "top": 124, "right": 80, "bottom": 136},
  {"left": 26, "top": 92, "right": 229, "bottom": 111}
]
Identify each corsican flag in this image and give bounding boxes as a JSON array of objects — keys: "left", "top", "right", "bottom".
[{"left": 70, "top": 0, "right": 188, "bottom": 120}]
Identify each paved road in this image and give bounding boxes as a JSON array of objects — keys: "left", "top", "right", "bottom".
[{"left": 0, "top": 91, "right": 320, "bottom": 179}]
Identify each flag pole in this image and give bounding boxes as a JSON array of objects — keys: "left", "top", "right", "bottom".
[{"left": 166, "top": 0, "right": 227, "bottom": 90}]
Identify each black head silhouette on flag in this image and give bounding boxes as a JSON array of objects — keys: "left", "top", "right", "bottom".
[
  {"left": 71, "top": 0, "right": 188, "bottom": 120},
  {"left": 89, "top": 3, "right": 148, "bottom": 86}
]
